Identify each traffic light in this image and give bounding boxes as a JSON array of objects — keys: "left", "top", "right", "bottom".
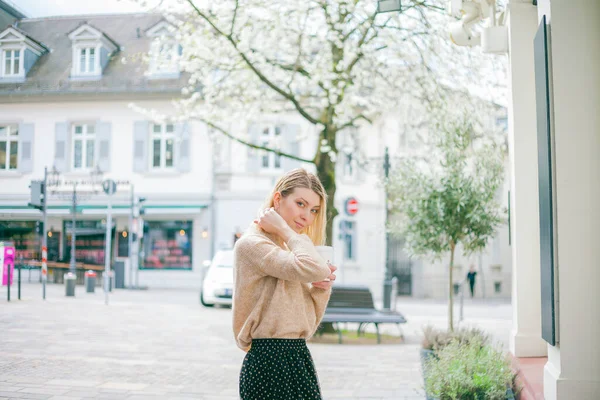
[
  {"left": 29, "top": 181, "right": 45, "bottom": 209},
  {"left": 35, "top": 220, "right": 44, "bottom": 236}
]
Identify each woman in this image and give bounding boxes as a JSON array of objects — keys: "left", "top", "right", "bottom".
[{"left": 233, "top": 168, "right": 337, "bottom": 400}]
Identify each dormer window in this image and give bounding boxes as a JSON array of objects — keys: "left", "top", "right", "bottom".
[
  {"left": 145, "top": 20, "right": 181, "bottom": 79},
  {"left": 78, "top": 46, "right": 97, "bottom": 75},
  {"left": 3, "top": 49, "right": 21, "bottom": 76},
  {"left": 0, "top": 27, "right": 48, "bottom": 82},
  {"left": 68, "top": 23, "right": 119, "bottom": 80}
]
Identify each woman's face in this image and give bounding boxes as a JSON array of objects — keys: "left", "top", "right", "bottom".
[{"left": 274, "top": 187, "right": 322, "bottom": 233}]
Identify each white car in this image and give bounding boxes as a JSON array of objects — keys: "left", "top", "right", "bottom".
[{"left": 200, "top": 250, "right": 234, "bottom": 307}]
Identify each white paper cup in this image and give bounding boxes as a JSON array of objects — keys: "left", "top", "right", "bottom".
[{"left": 315, "top": 246, "right": 334, "bottom": 281}]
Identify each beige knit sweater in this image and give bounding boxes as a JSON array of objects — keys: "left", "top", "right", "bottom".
[{"left": 232, "top": 223, "right": 333, "bottom": 352}]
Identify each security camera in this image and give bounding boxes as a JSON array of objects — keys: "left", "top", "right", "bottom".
[
  {"left": 449, "top": 1, "right": 483, "bottom": 47},
  {"left": 448, "top": 0, "right": 507, "bottom": 53}
]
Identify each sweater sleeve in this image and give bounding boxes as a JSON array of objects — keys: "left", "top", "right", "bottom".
[
  {"left": 309, "top": 285, "right": 332, "bottom": 333},
  {"left": 237, "top": 233, "right": 331, "bottom": 283}
]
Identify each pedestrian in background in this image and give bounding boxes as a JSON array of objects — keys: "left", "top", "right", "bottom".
[
  {"left": 233, "top": 168, "right": 337, "bottom": 400},
  {"left": 467, "top": 264, "right": 477, "bottom": 298}
]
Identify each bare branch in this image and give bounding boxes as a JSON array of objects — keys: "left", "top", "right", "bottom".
[
  {"left": 339, "top": 114, "right": 373, "bottom": 130},
  {"left": 185, "top": 0, "right": 321, "bottom": 126},
  {"left": 230, "top": 0, "right": 240, "bottom": 37},
  {"left": 196, "top": 118, "right": 315, "bottom": 164}
]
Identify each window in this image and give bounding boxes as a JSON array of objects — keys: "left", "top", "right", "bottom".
[
  {"left": 151, "top": 123, "right": 175, "bottom": 169},
  {"left": 340, "top": 220, "right": 356, "bottom": 261},
  {"left": 64, "top": 220, "right": 113, "bottom": 266},
  {"left": 0, "top": 124, "right": 18, "bottom": 170},
  {"left": 0, "top": 221, "right": 39, "bottom": 261},
  {"left": 77, "top": 47, "right": 97, "bottom": 75},
  {"left": 343, "top": 152, "right": 354, "bottom": 179},
  {"left": 117, "top": 230, "right": 129, "bottom": 258},
  {"left": 261, "top": 126, "right": 282, "bottom": 170},
  {"left": 72, "top": 123, "right": 95, "bottom": 170},
  {"left": 2, "top": 49, "right": 21, "bottom": 77},
  {"left": 148, "top": 40, "right": 180, "bottom": 76},
  {"left": 494, "top": 281, "right": 502, "bottom": 294},
  {"left": 496, "top": 116, "right": 508, "bottom": 132},
  {"left": 142, "top": 221, "right": 192, "bottom": 270}
]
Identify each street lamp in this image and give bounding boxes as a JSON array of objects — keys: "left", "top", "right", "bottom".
[
  {"left": 382, "top": 147, "right": 393, "bottom": 310},
  {"left": 90, "top": 165, "right": 104, "bottom": 190},
  {"left": 45, "top": 165, "right": 105, "bottom": 296},
  {"left": 47, "top": 166, "right": 61, "bottom": 187}
]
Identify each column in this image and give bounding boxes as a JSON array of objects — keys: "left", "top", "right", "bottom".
[
  {"left": 540, "top": 1, "right": 600, "bottom": 399},
  {"left": 507, "top": 1, "right": 548, "bottom": 358}
]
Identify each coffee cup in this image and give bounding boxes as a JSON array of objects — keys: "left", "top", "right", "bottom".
[{"left": 315, "top": 246, "right": 334, "bottom": 281}]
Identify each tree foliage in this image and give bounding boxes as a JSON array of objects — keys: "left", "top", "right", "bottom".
[
  {"left": 134, "top": 0, "right": 506, "bottom": 243},
  {"left": 387, "top": 114, "right": 505, "bottom": 329}
]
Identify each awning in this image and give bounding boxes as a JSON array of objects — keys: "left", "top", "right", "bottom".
[{"left": 0, "top": 204, "right": 208, "bottom": 217}]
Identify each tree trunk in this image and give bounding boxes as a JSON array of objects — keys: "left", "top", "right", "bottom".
[
  {"left": 314, "top": 127, "right": 338, "bottom": 245},
  {"left": 448, "top": 243, "right": 456, "bottom": 332}
]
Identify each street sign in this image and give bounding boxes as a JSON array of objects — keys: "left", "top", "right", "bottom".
[
  {"left": 102, "top": 179, "right": 117, "bottom": 196},
  {"left": 344, "top": 197, "right": 359, "bottom": 216},
  {"left": 377, "top": 0, "right": 401, "bottom": 13}
]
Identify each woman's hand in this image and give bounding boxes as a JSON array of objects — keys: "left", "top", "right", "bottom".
[
  {"left": 312, "top": 264, "right": 337, "bottom": 290},
  {"left": 254, "top": 207, "right": 295, "bottom": 241}
]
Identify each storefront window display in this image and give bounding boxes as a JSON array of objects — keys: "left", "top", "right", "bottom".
[
  {"left": 0, "top": 221, "right": 39, "bottom": 261},
  {"left": 63, "top": 220, "right": 115, "bottom": 266},
  {"left": 142, "top": 221, "right": 192, "bottom": 270}
]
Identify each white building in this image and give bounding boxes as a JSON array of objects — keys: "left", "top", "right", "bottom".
[
  {"left": 0, "top": 13, "right": 213, "bottom": 288},
  {"left": 0, "top": 8, "right": 510, "bottom": 302},
  {"left": 501, "top": 1, "right": 600, "bottom": 398}
]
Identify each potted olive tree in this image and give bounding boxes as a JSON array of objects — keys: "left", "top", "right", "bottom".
[{"left": 387, "top": 117, "right": 505, "bottom": 332}]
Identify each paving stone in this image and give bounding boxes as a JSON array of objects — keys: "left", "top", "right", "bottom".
[
  {"left": 0, "top": 282, "right": 509, "bottom": 399},
  {"left": 45, "top": 381, "right": 101, "bottom": 389}
]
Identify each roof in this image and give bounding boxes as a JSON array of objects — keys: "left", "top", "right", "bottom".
[
  {"left": 0, "top": 13, "right": 189, "bottom": 99},
  {"left": 1, "top": 25, "right": 49, "bottom": 52},
  {"left": 0, "top": 1, "right": 27, "bottom": 20}
]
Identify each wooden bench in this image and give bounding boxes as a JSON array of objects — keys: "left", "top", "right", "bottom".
[{"left": 318, "top": 285, "right": 407, "bottom": 344}]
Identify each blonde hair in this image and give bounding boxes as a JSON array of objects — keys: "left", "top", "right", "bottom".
[{"left": 263, "top": 168, "right": 328, "bottom": 245}]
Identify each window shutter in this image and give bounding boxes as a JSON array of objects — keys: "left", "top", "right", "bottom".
[
  {"left": 95, "top": 121, "right": 111, "bottom": 172},
  {"left": 133, "top": 121, "right": 149, "bottom": 173},
  {"left": 18, "top": 123, "right": 34, "bottom": 174},
  {"left": 246, "top": 123, "right": 261, "bottom": 173},
  {"left": 281, "top": 124, "right": 301, "bottom": 172},
  {"left": 54, "top": 122, "right": 70, "bottom": 173},
  {"left": 176, "top": 122, "right": 191, "bottom": 173}
]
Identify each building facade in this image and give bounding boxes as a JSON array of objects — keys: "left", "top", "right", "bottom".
[
  {"left": 0, "top": 9, "right": 511, "bottom": 301},
  {"left": 503, "top": 1, "right": 600, "bottom": 398}
]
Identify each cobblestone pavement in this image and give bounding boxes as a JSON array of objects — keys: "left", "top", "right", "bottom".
[{"left": 0, "top": 283, "right": 512, "bottom": 400}]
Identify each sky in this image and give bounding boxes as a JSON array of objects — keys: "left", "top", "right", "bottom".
[{"left": 9, "top": 0, "right": 150, "bottom": 18}]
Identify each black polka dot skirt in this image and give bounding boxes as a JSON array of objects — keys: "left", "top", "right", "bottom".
[{"left": 239, "top": 338, "right": 322, "bottom": 399}]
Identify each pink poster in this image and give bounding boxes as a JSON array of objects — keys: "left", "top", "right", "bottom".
[{"left": 1, "top": 245, "right": 15, "bottom": 286}]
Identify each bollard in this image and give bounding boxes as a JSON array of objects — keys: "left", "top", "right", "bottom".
[
  {"left": 6, "top": 263, "right": 10, "bottom": 302},
  {"left": 18, "top": 264, "right": 21, "bottom": 300},
  {"left": 64, "top": 272, "right": 76, "bottom": 297},
  {"left": 84, "top": 270, "right": 96, "bottom": 293}
]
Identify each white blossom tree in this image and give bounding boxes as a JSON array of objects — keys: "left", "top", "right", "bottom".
[{"left": 134, "top": 0, "right": 506, "bottom": 243}]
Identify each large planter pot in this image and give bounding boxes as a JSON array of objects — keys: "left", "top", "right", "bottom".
[
  {"left": 419, "top": 349, "right": 436, "bottom": 400},
  {"left": 420, "top": 348, "right": 517, "bottom": 400}
]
